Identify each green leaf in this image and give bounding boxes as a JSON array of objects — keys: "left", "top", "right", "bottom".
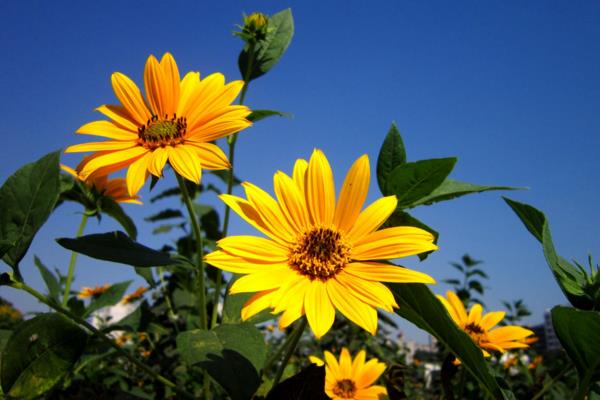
[
  {"left": 408, "top": 179, "right": 521, "bottom": 208},
  {"left": 266, "top": 365, "right": 328, "bottom": 400},
  {"left": 84, "top": 280, "right": 132, "bottom": 317},
  {"left": 386, "top": 158, "right": 457, "bottom": 209},
  {"left": 247, "top": 109, "right": 291, "bottom": 122},
  {"left": 33, "top": 256, "right": 60, "bottom": 301},
  {"left": 239, "top": 9, "right": 294, "bottom": 82},
  {"left": 504, "top": 198, "right": 592, "bottom": 309},
  {"left": 377, "top": 122, "right": 406, "bottom": 195},
  {"left": 0, "top": 241, "right": 15, "bottom": 260},
  {"left": 135, "top": 267, "right": 155, "bottom": 287},
  {"left": 0, "top": 151, "right": 61, "bottom": 268},
  {"left": 144, "top": 209, "right": 183, "bottom": 222},
  {"left": 98, "top": 197, "right": 138, "bottom": 240},
  {"left": 389, "top": 283, "right": 506, "bottom": 399},
  {"left": 177, "top": 323, "right": 267, "bottom": 400},
  {"left": 551, "top": 306, "right": 600, "bottom": 394},
  {"left": 1, "top": 313, "right": 87, "bottom": 399},
  {"left": 56, "top": 231, "right": 175, "bottom": 267}
]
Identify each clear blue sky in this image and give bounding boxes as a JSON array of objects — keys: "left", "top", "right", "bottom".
[{"left": 1, "top": 1, "right": 599, "bottom": 342}]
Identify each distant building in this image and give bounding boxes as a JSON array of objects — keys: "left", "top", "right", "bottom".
[{"left": 528, "top": 309, "right": 561, "bottom": 353}]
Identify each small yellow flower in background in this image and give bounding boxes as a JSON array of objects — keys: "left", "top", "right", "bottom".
[
  {"left": 528, "top": 355, "right": 542, "bottom": 370},
  {"left": 61, "top": 165, "right": 141, "bottom": 204},
  {"left": 205, "top": 150, "right": 437, "bottom": 338},
  {"left": 78, "top": 284, "right": 111, "bottom": 299},
  {"left": 502, "top": 354, "right": 518, "bottom": 370},
  {"left": 310, "top": 348, "right": 387, "bottom": 400},
  {"left": 437, "top": 291, "right": 534, "bottom": 359},
  {"left": 65, "top": 52, "right": 252, "bottom": 195},
  {"left": 122, "top": 286, "right": 148, "bottom": 304}
]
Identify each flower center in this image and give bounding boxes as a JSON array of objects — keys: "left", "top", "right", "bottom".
[
  {"left": 288, "top": 226, "right": 350, "bottom": 280},
  {"left": 333, "top": 379, "right": 356, "bottom": 398},
  {"left": 464, "top": 322, "right": 486, "bottom": 344},
  {"left": 138, "top": 114, "right": 187, "bottom": 149}
]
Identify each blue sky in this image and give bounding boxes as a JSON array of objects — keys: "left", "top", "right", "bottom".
[{"left": 1, "top": 1, "right": 599, "bottom": 342}]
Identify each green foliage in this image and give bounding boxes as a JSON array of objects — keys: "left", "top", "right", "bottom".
[
  {"left": 443, "top": 254, "right": 489, "bottom": 306},
  {"left": 376, "top": 122, "right": 407, "bottom": 193},
  {"left": 247, "top": 109, "right": 291, "bottom": 122},
  {"left": 177, "top": 323, "right": 267, "bottom": 400},
  {"left": 57, "top": 231, "right": 177, "bottom": 268},
  {"left": 551, "top": 306, "right": 600, "bottom": 396},
  {"left": 83, "top": 281, "right": 132, "bottom": 317},
  {"left": 388, "top": 282, "right": 508, "bottom": 399},
  {"left": 501, "top": 299, "right": 531, "bottom": 325},
  {"left": 504, "top": 198, "right": 595, "bottom": 310},
  {"left": 1, "top": 313, "right": 87, "bottom": 399},
  {"left": 0, "top": 151, "right": 61, "bottom": 269},
  {"left": 410, "top": 179, "right": 520, "bottom": 208},
  {"left": 34, "top": 256, "right": 61, "bottom": 301},
  {"left": 238, "top": 9, "right": 294, "bottom": 82}
]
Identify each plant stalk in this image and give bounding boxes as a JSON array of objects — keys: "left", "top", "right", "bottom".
[
  {"left": 62, "top": 212, "right": 89, "bottom": 306},
  {"left": 270, "top": 318, "right": 307, "bottom": 389},
  {"left": 531, "top": 364, "right": 573, "bottom": 400},
  {"left": 440, "top": 353, "right": 457, "bottom": 400}
]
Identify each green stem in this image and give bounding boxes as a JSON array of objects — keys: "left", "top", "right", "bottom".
[
  {"left": 531, "top": 364, "right": 573, "bottom": 400},
  {"left": 440, "top": 353, "right": 457, "bottom": 400},
  {"left": 210, "top": 43, "right": 255, "bottom": 329},
  {"left": 62, "top": 213, "right": 89, "bottom": 306},
  {"left": 574, "top": 371, "right": 592, "bottom": 400},
  {"left": 270, "top": 318, "right": 307, "bottom": 389},
  {"left": 11, "top": 281, "right": 192, "bottom": 398},
  {"left": 158, "top": 267, "right": 179, "bottom": 333},
  {"left": 176, "top": 174, "right": 207, "bottom": 330}
]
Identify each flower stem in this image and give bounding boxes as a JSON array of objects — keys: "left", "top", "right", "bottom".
[
  {"left": 62, "top": 212, "right": 89, "bottom": 306},
  {"left": 176, "top": 174, "right": 207, "bottom": 330},
  {"left": 531, "top": 364, "right": 573, "bottom": 400},
  {"left": 440, "top": 353, "right": 457, "bottom": 400},
  {"left": 11, "top": 280, "right": 192, "bottom": 398},
  {"left": 270, "top": 318, "right": 307, "bottom": 389}
]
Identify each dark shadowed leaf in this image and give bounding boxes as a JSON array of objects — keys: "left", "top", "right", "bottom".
[
  {"left": 177, "top": 323, "right": 267, "bottom": 400},
  {"left": 1, "top": 313, "right": 87, "bottom": 399},
  {"left": 266, "top": 364, "right": 328, "bottom": 400},
  {"left": 144, "top": 209, "right": 183, "bottom": 222},
  {"left": 33, "top": 256, "right": 60, "bottom": 301},
  {"left": 56, "top": 231, "right": 175, "bottom": 267},
  {"left": 409, "top": 179, "right": 520, "bottom": 208},
  {"left": 0, "top": 151, "right": 61, "bottom": 268},
  {"left": 239, "top": 9, "right": 294, "bottom": 81},
  {"left": 247, "top": 109, "right": 291, "bottom": 122},
  {"left": 84, "top": 281, "right": 132, "bottom": 317},
  {"left": 377, "top": 122, "right": 407, "bottom": 195},
  {"left": 389, "top": 282, "right": 507, "bottom": 399},
  {"left": 98, "top": 197, "right": 137, "bottom": 239},
  {"left": 551, "top": 306, "right": 600, "bottom": 394},
  {"left": 135, "top": 267, "right": 155, "bottom": 287},
  {"left": 386, "top": 158, "right": 456, "bottom": 209}
]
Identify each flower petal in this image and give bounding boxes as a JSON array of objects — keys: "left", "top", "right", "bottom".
[
  {"left": 111, "top": 72, "right": 151, "bottom": 125},
  {"left": 306, "top": 149, "right": 335, "bottom": 225},
  {"left": 304, "top": 280, "right": 335, "bottom": 339},
  {"left": 148, "top": 146, "right": 169, "bottom": 177},
  {"left": 327, "top": 278, "right": 377, "bottom": 335},
  {"left": 241, "top": 289, "right": 278, "bottom": 321},
  {"left": 355, "top": 359, "right": 386, "bottom": 389},
  {"left": 204, "top": 251, "right": 287, "bottom": 274},
  {"left": 437, "top": 295, "right": 462, "bottom": 326},
  {"left": 480, "top": 311, "right": 506, "bottom": 331},
  {"left": 96, "top": 105, "right": 139, "bottom": 131},
  {"left": 355, "top": 385, "right": 387, "bottom": 399},
  {"left": 76, "top": 120, "right": 137, "bottom": 140},
  {"left": 77, "top": 146, "right": 148, "bottom": 180},
  {"left": 185, "top": 142, "right": 230, "bottom": 170},
  {"left": 274, "top": 171, "right": 309, "bottom": 233},
  {"left": 159, "top": 52, "right": 180, "bottom": 115},
  {"left": 468, "top": 304, "right": 483, "bottom": 325},
  {"left": 339, "top": 348, "right": 352, "bottom": 377},
  {"left": 334, "top": 154, "right": 370, "bottom": 233},
  {"left": 487, "top": 326, "right": 534, "bottom": 343},
  {"left": 126, "top": 151, "right": 152, "bottom": 195},
  {"left": 352, "top": 226, "right": 437, "bottom": 260},
  {"left": 169, "top": 145, "right": 202, "bottom": 183},
  {"left": 215, "top": 236, "right": 288, "bottom": 262},
  {"left": 346, "top": 196, "right": 397, "bottom": 243},
  {"left": 65, "top": 140, "right": 137, "bottom": 153},
  {"left": 344, "top": 262, "right": 435, "bottom": 284},
  {"left": 144, "top": 54, "right": 167, "bottom": 117},
  {"left": 446, "top": 291, "right": 468, "bottom": 325},
  {"left": 229, "top": 268, "right": 294, "bottom": 294},
  {"left": 293, "top": 158, "right": 308, "bottom": 195},
  {"left": 335, "top": 271, "right": 397, "bottom": 312},
  {"left": 243, "top": 182, "right": 296, "bottom": 243}
]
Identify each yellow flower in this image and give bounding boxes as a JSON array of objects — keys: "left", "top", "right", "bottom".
[
  {"left": 528, "top": 355, "right": 542, "bottom": 370},
  {"left": 310, "top": 348, "right": 387, "bottom": 400},
  {"left": 65, "top": 52, "right": 252, "bottom": 195},
  {"left": 121, "top": 286, "right": 148, "bottom": 304},
  {"left": 78, "top": 284, "right": 111, "bottom": 299},
  {"left": 205, "top": 150, "right": 437, "bottom": 338},
  {"left": 61, "top": 165, "right": 141, "bottom": 204},
  {"left": 437, "top": 291, "right": 534, "bottom": 358}
]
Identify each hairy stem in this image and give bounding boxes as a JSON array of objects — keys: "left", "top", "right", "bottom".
[{"left": 62, "top": 212, "right": 89, "bottom": 306}]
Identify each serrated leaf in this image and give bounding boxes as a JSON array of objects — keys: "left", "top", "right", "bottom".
[
  {"left": 144, "top": 209, "right": 183, "bottom": 223},
  {"left": 177, "top": 323, "right": 267, "bottom": 400},
  {"left": 98, "top": 196, "right": 137, "bottom": 240},
  {"left": 377, "top": 122, "right": 407, "bottom": 195},
  {"left": 386, "top": 158, "right": 457, "bottom": 209},
  {"left": 408, "top": 179, "right": 520, "bottom": 208},
  {"left": 238, "top": 9, "right": 294, "bottom": 82},
  {"left": 33, "top": 256, "right": 60, "bottom": 301},
  {"left": 84, "top": 280, "right": 132, "bottom": 317},
  {"left": 1, "top": 313, "right": 87, "bottom": 399},
  {"left": 0, "top": 151, "right": 61, "bottom": 268},
  {"left": 247, "top": 109, "right": 291, "bottom": 122},
  {"left": 56, "top": 231, "right": 175, "bottom": 267},
  {"left": 551, "top": 306, "right": 600, "bottom": 395},
  {"left": 389, "top": 283, "right": 507, "bottom": 399}
]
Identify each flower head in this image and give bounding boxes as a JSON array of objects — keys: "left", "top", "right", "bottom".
[
  {"left": 437, "top": 291, "right": 534, "bottom": 358},
  {"left": 122, "top": 286, "right": 148, "bottom": 304},
  {"left": 310, "top": 348, "right": 387, "bottom": 400},
  {"left": 61, "top": 165, "right": 141, "bottom": 204},
  {"left": 205, "top": 150, "right": 437, "bottom": 338},
  {"left": 66, "top": 53, "right": 252, "bottom": 195},
  {"left": 78, "top": 284, "right": 111, "bottom": 299},
  {"left": 236, "top": 12, "right": 270, "bottom": 42}
]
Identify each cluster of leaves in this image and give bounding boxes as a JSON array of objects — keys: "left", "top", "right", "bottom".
[{"left": 443, "top": 254, "right": 489, "bottom": 307}]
